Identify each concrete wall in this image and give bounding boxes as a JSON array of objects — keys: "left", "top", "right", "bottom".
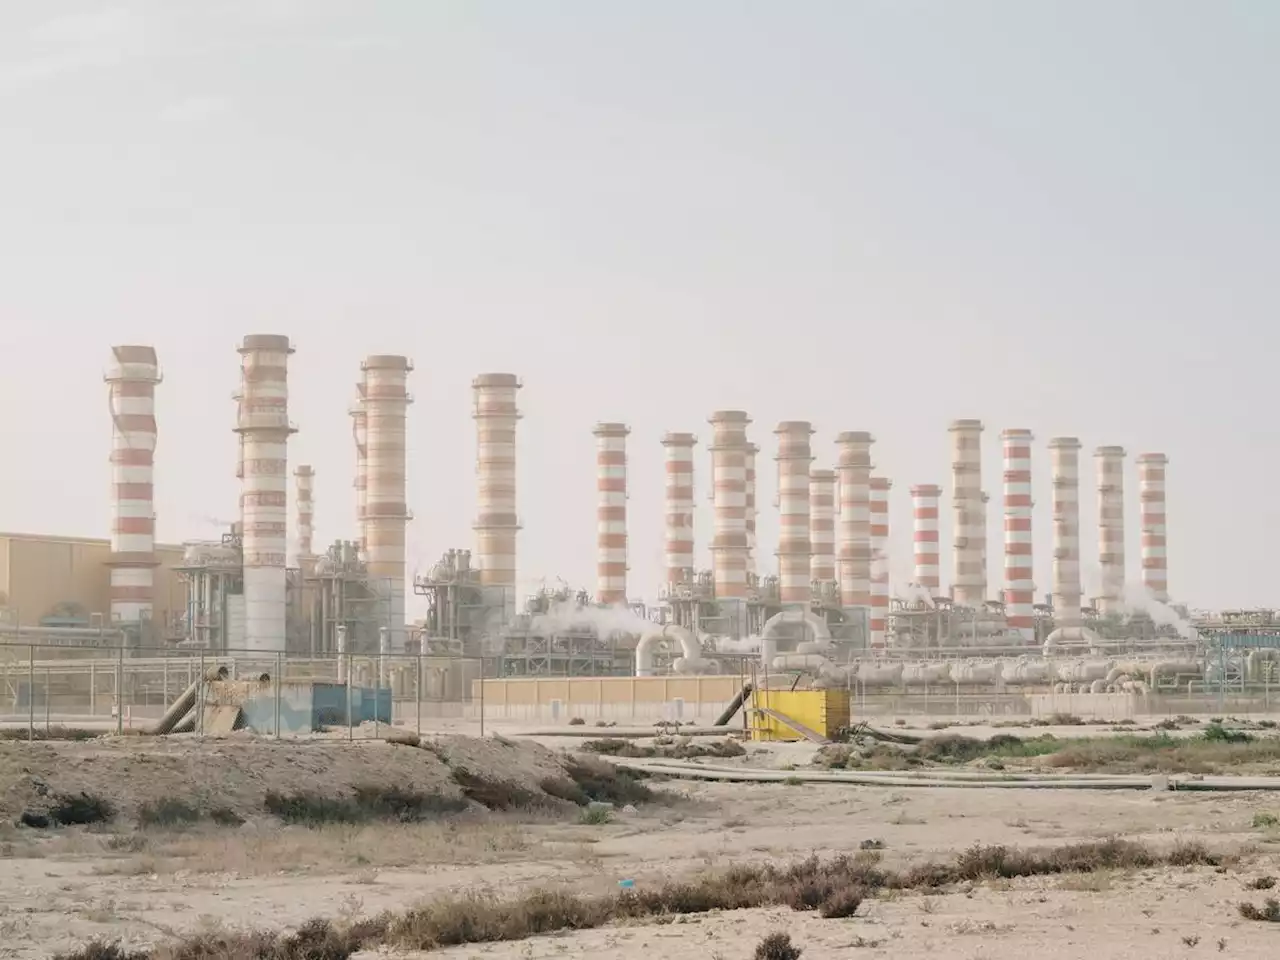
[
  {"left": 0, "top": 533, "right": 185, "bottom": 633},
  {"left": 473, "top": 675, "right": 741, "bottom": 723}
]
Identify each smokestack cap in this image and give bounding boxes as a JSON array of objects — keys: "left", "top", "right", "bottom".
[
  {"left": 810, "top": 468, "right": 837, "bottom": 480},
  {"left": 1094, "top": 445, "right": 1126, "bottom": 457},
  {"left": 709, "top": 409, "right": 751, "bottom": 425},
  {"left": 871, "top": 476, "right": 893, "bottom": 489},
  {"left": 1048, "top": 436, "right": 1082, "bottom": 449},
  {"left": 661, "top": 432, "right": 697, "bottom": 446},
  {"left": 473, "top": 372, "right": 521, "bottom": 388},
  {"left": 949, "top": 419, "right": 984, "bottom": 432},
  {"left": 363, "top": 354, "right": 414, "bottom": 371},
  {"left": 1000, "top": 427, "right": 1034, "bottom": 440},
  {"left": 835, "top": 430, "right": 874, "bottom": 445},
  {"left": 774, "top": 420, "right": 814, "bottom": 434},
  {"left": 911, "top": 484, "right": 942, "bottom": 496},
  {"left": 593, "top": 422, "right": 630, "bottom": 437},
  {"left": 1136, "top": 452, "right": 1169, "bottom": 464},
  {"left": 239, "top": 334, "right": 294, "bottom": 354},
  {"left": 295, "top": 465, "right": 315, "bottom": 476}
]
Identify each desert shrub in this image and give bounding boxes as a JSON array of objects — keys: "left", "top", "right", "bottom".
[
  {"left": 265, "top": 786, "right": 467, "bottom": 825},
  {"left": 1249, "top": 876, "right": 1277, "bottom": 890},
  {"left": 1048, "top": 713, "right": 1085, "bottom": 726},
  {"left": 562, "top": 757, "right": 655, "bottom": 806},
  {"left": 209, "top": 806, "right": 245, "bottom": 827},
  {"left": 48, "top": 792, "right": 114, "bottom": 826},
  {"left": 0, "top": 726, "right": 102, "bottom": 742},
  {"left": 1252, "top": 813, "right": 1279, "bottom": 829},
  {"left": 755, "top": 932, "right": 803, "bottom": 960},
  {"left": 582, "top": 738, "right": 639, "bottom": 757},
  {"left": 1239, "top": 899, "right": 1280, "bottom": 922},
  {"left": 450, "top": 769, "right": 559, "bottom": 812},
  {"left": 568, "top": 717, "right": 586, "bottom": 726},
  {"left": 136, "top": 799, "right": 201, "bottom": 829},
  {"left": 1202, "top": 723, "right": 1252, "bottom": 744},
  {"left": 578, "top": 806, "right": 613, "bottom": 825},
  {"left": 52, "top": 943, "right": 149, "bottom": 960}
]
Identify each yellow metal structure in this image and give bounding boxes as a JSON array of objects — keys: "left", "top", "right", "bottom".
[{"left": 748, "top": 687, "right": 850, "bottom": 742}]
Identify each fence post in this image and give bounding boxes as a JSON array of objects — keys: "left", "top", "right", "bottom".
[
  {"left": 416, "top": 654, "right": 422, "bottom": 737},
  {"left": 479, "top": 655, "right": 485, "bottom": 738},
  {"left": 115, "top": 644, "right": 124, "bottom": 737},
  {"left": 45, "top": 668, "right": 51, "bottom": 734},
  {"left": 346, "top": 652, "right": 354, "bottom": 741},
  {"left": 198, "top": 647, "right": 205, "bottom": 738},
  {"left": 275, "top": 651, "right": 282, "bottom": 739},
  {"left": 27, "top": 645, "right": 34, "bottom": 742}
]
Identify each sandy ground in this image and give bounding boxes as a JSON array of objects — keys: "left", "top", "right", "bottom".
[{"left": 2, "top": 730, "right": 1280, "bottom": 958}]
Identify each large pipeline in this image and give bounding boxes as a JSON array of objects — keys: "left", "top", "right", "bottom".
[{"left": 146, "top": 665, "right": 228, "bottom": 735}]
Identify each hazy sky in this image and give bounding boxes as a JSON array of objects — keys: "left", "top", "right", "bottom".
[{"left": 1, "top": 1, "right": 1276, "bottom": 616}]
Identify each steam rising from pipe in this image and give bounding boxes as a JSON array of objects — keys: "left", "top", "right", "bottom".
[{"left": 105, "top": 345, "right": 162, "bottom": 625}]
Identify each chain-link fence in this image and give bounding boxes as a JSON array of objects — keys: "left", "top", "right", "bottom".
[{"left": 0, "top": 641, "right": 487, "bottom": 741}]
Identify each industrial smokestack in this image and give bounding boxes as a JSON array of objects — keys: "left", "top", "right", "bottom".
[
  {"left": 105, "top": 345, "right": 162, "bottom": 625},
  {"left": 660, "top": 432, "right": 697, "bottom": 591},
  {"left": 1049, "top": 437, "right": 1083, "bottom": 629},
  {"left": 361, "top": 355, "right": 412, "bottom": 651},
  {"left": 1001, "top": 429, "right": 1035, "bottom": 642},
  {"left": 1137, "top": 452, "right": 1169, "bottom": 602},
  {"left": 774, "top": 421, "right": 814, "bottom": 605},
  {"left": 350, "top": 395, "right": 367, "bottom": 558},
  {"left": 949, "top": 419, "right": 985, "bottom": 606},
  {"left": 835, "top": 431, "right": 873, "bottom": 609},
  {"left": 235, "top": 335, "right": 296, "bottom": 653},
  {"left": 809, "top": 468, "right": 836, "bottom": 586},
  {"left": 294, "top": 465, "right": 315, "bottom": 561},
  {"left": 910, "top": 484, "right": 942, "bottom": 596},
  {"left": 707, "top": 411, "right": 751, "bottom": 603},
  {"left": 593, "top": 422, "right": 630, "bottom": 605},
  {"left": 870, "top": 476, "right": 891, "bottom": 649},
  {"left": 745, "top": 442, "right": 759, "bottom": 580},
  {"left": 472, "top": 373, "right": 522, "bottom": 615},
  {"left": 1094, "top": 445, "right": 1126, "bottom": 615}
]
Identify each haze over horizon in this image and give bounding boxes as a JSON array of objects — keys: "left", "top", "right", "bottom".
[{"left": 1, "top": 1, "right": 1276, "bottom": 615}]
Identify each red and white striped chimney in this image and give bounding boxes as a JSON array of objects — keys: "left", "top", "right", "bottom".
[
  {"left": 349, "top": 395, "right": 367, "bottom": 558},
  {"left": 774, "top": 422, "right": 814, "bottom": 604},
  {"left": 745, "top": 441, "right": 759, "bottom": 581},
  {"left": 1137, "top": 452, "right": 1169, "bottom": 603},
  {"left": 1049, "top": 437, "right": 1083, "bottom": 630},
  {"left": 661, "top": 432, "right": 697, "bottom": 591},
  {"left": 593, "top": 422, "right": 629, "bottom": 605},
  {"left": 1094, "top": 445, "right": 1126, "bottom": 615},
  {"left": 1001, "top": 429, "right": 1035, "bottom": 642},
  {"left": 835, "top": 431, "right": 873, "bottom": 609},
  {"left": 809, "top": 468, "right": 837, "bottom": 585},
  {"left": 949, "top": 419, "right": 985, "bottom": 607},
  {"left": 362, "top": 355, "right": 412, "bottom": 650},
  {"left": 870, "top": 476, "right": 891, "bottom": 649},
  {"left": 472, "top": 374, "right": 522, "bottom": 611},
  {"left": 294, "top": 465, "right": 315, "bottom": 560},
  {"left": 910, "top": 484, "right": 942, "bottom": 597},
  {"left": 708, "top": 411, "right": 751, "bottom": 602},
  {"left": 235, "top": 335, "right": 296, "bottom": 653},
  {"left": 105, "top": 346, "right": 162, "bottom": 625}
]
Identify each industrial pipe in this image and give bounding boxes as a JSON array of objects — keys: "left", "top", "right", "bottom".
[
  {"left": 146, "top": 665, "right": 228, "bottom": 735},
  {"left": 634, "top": 624, "right": 704, "bottom": 677}
]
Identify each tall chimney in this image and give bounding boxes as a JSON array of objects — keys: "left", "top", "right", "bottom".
[
  {"left": 949, "top": 419, "right": 985, "bottom": 606},
  {"left": 774, "top": 421, "right": 814, "bottom": 604},
  {"left": 360, "top": 355, "right": 412, "bottom": 650},
  {"left": 911, "top": 484, "right": 942, "bottom": 596},
  {"left": 235, "top": 335, "right": 296, "bottom": 653},
  {"left": 1094, "top": 445, "right": 1126, "bottom": 615},
  {"left": 1001, "top": 429, "right": 1035, "bottom": 642},
  {"left": 1049, "top": 437, "right": 1083, "bottom": 630},
  {"left": 661, "top": 432, "right": 697, "bottom": 591},
  {"left": 809, "top": 468, "right": 837, "bottom": 586},
  {"left": 472, "top": 374, "right": 522, "bottom": 616},
  {"left": 593, "top": 422, "right": 630, "bottom": 605},
  {"left": 349, "top": 395, "right": 367, "bottom": 559},
  {"left": 708, "top": 411, "right": 751, "bottom": 603},
  {"left": 835, "top": 431, "right": 873, "bottom": 609},
  {"left": 105, "top": 345, "right": 162, "bottom": 625},
  {"left": 745, "top": 442, "right": 759, "bottom": 580},
  {"left": 1137, "top": 452, "right": 1169, "bottom": 603},
  {"left": 869, "top": 476, "right": 891, "bottom": 649},
  {"left": 294, "top": 465, "right": 315, "bottom": 561}
]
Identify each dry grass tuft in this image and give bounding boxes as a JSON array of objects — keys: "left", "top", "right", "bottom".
[
  {"left": 582, "top": 737, "right": 746, "bottom": 760},
  {"left": 755, "top": 932, "right": 803, "bottom": 960}
]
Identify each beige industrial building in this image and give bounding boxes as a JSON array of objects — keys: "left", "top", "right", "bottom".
[{"left": 0, "top": 532, "right": 186, "bottom": 636}]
